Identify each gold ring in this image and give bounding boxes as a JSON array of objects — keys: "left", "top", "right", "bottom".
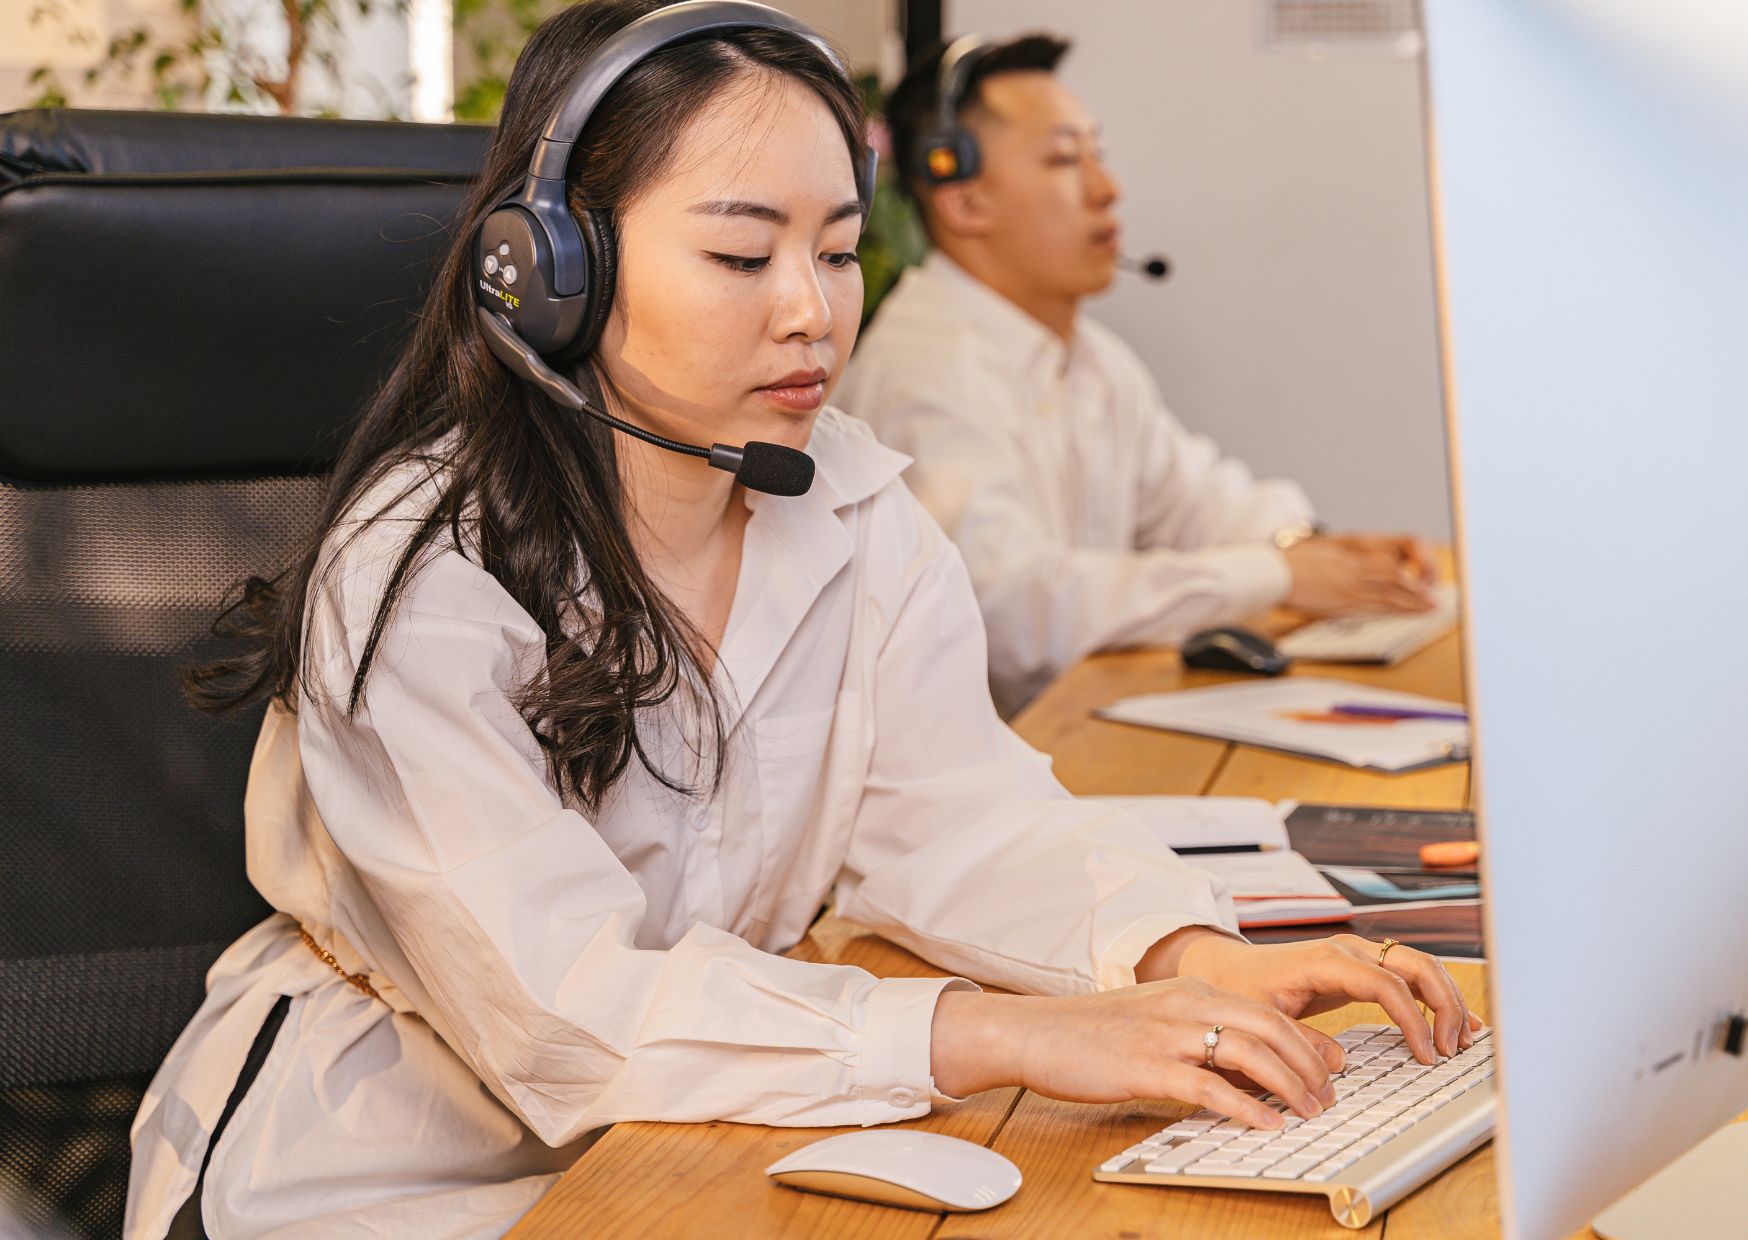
[
  {"left": 1378, "top": 938, "right": 1402, "bottom": 967},
  {"left": 1204, "top": 1025, "right": 1223, "bottom": 1069}
]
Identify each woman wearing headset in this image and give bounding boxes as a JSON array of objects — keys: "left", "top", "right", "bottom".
[{"left": 125, "top": 3, "right": 1476, "bottom": 1237}]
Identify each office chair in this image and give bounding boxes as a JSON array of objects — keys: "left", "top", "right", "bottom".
[{"left": 0, "top": 107, "right": 489, "bottom": 1239}]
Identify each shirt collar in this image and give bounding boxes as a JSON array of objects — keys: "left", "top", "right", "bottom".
[
  {"left": 716, "top": 408, "right": 905, "bottom": 726},
  {"left": 789, "top": 404, "right": 911, "bottom": 513},
  {"left": 915, "top": 249, "right": 1082, "bottom": 378}
]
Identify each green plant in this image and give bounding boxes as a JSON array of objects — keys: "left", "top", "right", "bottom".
[
  {"left": 27, "top": 0, "right": 406, "bottom": 115},
  {"left": 451, "top": 0, "right": 559, "bottom": 120}
]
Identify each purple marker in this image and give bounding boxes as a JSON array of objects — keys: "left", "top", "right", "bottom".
[{"left": 1330, "top": 703, "right": 1469, "bottom": 723}]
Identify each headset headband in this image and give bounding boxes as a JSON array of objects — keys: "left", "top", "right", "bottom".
[
  {"left": 527, "top": 0, "right": 854, "bottom": 184},
  {"left": 511, "top": 0, "right": 875, "bottom": 299},
  {"left": 475, "top": 0, "right": 875, "bottom": 362},
  {"left": 933, "top": 35, "right": 992, "bottom": 135}
]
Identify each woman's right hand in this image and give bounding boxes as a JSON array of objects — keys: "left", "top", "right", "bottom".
[{"left": 930, "top": 978, "right": 1342, "bottom": 1130}]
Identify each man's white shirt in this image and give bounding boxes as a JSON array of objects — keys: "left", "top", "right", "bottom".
[{"left": 840, "top": 251, "right": 1314, "bottom": 714}]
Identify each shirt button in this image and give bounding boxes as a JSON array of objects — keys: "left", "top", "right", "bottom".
[{"left": 889, "top": 1087, "right": 916, "bottom": 1108}]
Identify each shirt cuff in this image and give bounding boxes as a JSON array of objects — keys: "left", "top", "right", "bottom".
[
  {"left": 1097, "top": 912, "right": 1248, "bottom": 992},
  {"left": 856, "top": 975, "right": 982, "bottom": 1124},
  {"left": 1217, "top": 542, "right": 1294, "bottom": 616}
]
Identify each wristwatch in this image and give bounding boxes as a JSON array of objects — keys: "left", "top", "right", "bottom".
[{"left": 1271, "top": 520, "right": 1324, "bottom": 551}]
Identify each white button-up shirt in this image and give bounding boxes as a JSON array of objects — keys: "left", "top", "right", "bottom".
[
  {"left": 125, "top": 409, "right": 1237, "bottom": 1240},
  {"left": 840, "top": 253, "right": 1315, "bottom": 715}
]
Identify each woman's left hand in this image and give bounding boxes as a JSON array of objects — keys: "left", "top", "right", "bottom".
[{"left": 1138, "top": 930, "right": 1483, "bottom": 1067}]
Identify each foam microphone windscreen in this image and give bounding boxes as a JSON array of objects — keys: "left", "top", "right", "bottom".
[{"left": 735, "top": 441, "right": 816, "bottom": 496}]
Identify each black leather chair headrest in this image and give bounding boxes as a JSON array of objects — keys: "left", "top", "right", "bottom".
[
  {"left": 0, "top": 108, "right": 493, "bottom": 178},
  {"left": 0, "top": 109, "right": 495, "bottom": 482}
]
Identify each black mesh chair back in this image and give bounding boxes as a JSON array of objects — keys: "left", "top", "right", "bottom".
[{"left": 0, "top": 108, "right": 489, "bottom": 1239}]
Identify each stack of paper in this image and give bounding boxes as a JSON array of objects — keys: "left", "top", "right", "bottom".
[
  {"left": 1090, "top": 796, "right": 1289, "bottom": 851},
  {"left": 1097, "top": 677, "right": 1470, "bottom": 773},
  {"left": 1187, "top": 851, "right": 1355, "bottom": 928}
]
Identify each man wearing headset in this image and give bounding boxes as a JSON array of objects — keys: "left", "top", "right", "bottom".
[{"left": 839, "top": 35, "right": 1438, "bottom": 715}]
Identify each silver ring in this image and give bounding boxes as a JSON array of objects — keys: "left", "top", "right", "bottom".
[{"left": 1204, "top": 1024, "right": 1223, "bottom": 1069}]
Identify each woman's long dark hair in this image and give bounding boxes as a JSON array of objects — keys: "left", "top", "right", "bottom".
[{"left": 186, "top": 0, "right": 867, "bottom": 810}]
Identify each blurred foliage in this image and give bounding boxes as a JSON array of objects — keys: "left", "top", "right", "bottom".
[
  {"left": 451, "top": 0, "right": 558, "bottom": 120},
  {"left": 26, "top": 0, "right": 405, "bottom": 115}
]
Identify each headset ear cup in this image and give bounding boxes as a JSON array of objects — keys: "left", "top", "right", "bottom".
[
  {"left": 919, "top": 128, "right": 980, "bottom": 185},
  {"left": 575, "top": 209, "right": 617, "bottom": 356}
]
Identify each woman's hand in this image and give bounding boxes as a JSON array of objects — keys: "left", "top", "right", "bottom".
[
  {"left": 1149, "top": 929, "right": 1483, "bottom": 1064},
  {"left": 929, "top": 979, "right": 1341, "bottom": 1130}
]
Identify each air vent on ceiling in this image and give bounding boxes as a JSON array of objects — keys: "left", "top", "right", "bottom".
[{"left": 1259, "top": 0, "right": 1424, "bottom": 57}]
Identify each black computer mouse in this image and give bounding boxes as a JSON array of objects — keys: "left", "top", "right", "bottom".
[{"left": 1181, "top": 626, "right": 1292, "bottom": 676}]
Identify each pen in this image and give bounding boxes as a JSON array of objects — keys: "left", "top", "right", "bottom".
[
  {"left": 1329, "top": 703, "right": 1469, "bottom": 723},
  {"left": 1315, "top": 864, "right": 1479, "bottom": 879}
]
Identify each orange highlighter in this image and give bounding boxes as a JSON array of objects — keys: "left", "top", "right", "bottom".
[{"left": 1419, "top": 840, "right": 1480, "bottom": 868}]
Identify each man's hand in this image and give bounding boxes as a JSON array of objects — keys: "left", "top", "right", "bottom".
[{"left": 1283, "top": 534, "right": 1438, "bottom": 616}]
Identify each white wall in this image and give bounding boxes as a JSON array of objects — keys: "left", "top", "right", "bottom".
[
  {"left": 951, "top": 0, "right": 1452, "bottom": 538},
  {"left": 778, "top": 0, "right": 902, "bottom": 81},
  {"left": 0, "top": 0, "right": 188, "bottom": 111}
]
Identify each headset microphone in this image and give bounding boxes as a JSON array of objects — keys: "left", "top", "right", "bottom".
[
  {"left": 1119, "top": 253, "right": 1171, "bottom": 281},
  {"left": 477, "top": 308, "right": 815, "bottom": 497}
]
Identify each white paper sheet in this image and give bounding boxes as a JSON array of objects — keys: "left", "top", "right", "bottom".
[
  {"left": 1186, "top": 851, "right": 1354, "bottom": 927},
  {"left": 1097, "top": 677, "right": 1470, "bottom": 772},
  {"left": 1090, "top": 795, "right": 1290, "bottom": 851}
]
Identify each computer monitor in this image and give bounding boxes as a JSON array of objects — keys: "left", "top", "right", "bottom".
[{"left": 1423, "top": 1, "right": 1748, "bottom": 1236}]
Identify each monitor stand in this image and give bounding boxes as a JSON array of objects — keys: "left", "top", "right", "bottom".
[{"left": 1592, "top": 1123, "right": 1748, "bottom": 1239}]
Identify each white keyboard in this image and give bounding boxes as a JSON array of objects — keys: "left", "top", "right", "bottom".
[
  {"left": 1092, "top": 1024, "right": 1496, "bottom": 1230},
  {"left": 1277, "top": 585, "right": 1459, "bottom": 665}
]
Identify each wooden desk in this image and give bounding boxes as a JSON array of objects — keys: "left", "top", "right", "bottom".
[{"left": 510, "top": 629, "right": 1737, "bottom": 1237}]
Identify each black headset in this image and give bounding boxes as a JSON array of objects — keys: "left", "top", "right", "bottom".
[
  {"left": 915, "top": 35, "right": 992, "bottom": 186},
  {"left": 473, "top": 0, "right": 878, "bottom": 363}
]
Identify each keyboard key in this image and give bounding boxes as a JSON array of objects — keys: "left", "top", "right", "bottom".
[
  {"left": 1184, "top": 1163, "right": 1245, "bottom": 1177},
  {"left": 1143, "top": 1145, "right": 1203, "bottom": 1174},
  {"left": 1196, "top": 1149, "right": 1248, "bottom": 1165},
  {"left": 1264, "top": 1155, "right": 1323, "bottom": 1180},
  {"left": 1100, "top": 1155, "right": 1137, "bottom": 1173},
  {"left": 1304, "top": 1163, "right": 1346, "bottom": 1183},
  {"left": 1219, "top": 1162, "right": 1270, "bottom": 1178},
  {"left": 1243, "top": 1145, "right": 1293, "bottom": 1165}
]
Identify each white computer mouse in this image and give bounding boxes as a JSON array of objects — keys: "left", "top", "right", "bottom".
[{"left": 764, "top": 1129, "right": 1022, "bottom": 1212}]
